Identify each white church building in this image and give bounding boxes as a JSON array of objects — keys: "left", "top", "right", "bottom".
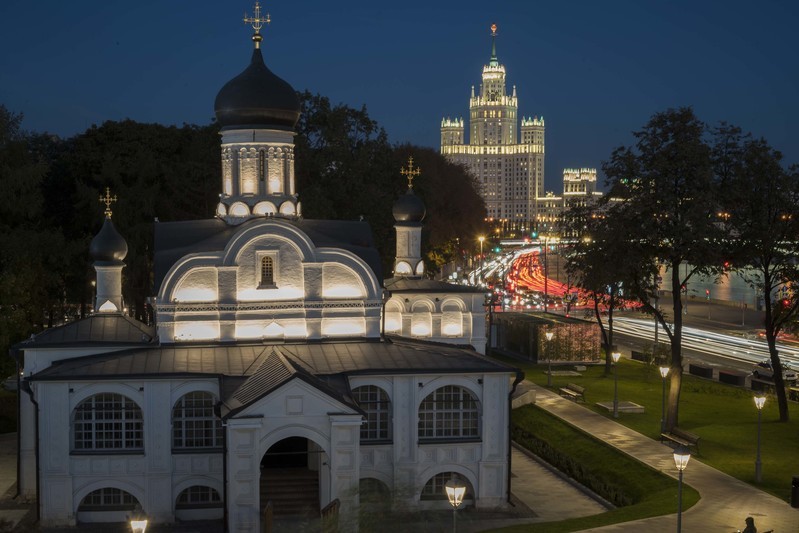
[{"left": 12, "top": 7, "right": 521, "bottom": 531}]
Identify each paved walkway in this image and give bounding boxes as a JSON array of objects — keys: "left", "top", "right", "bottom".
[{"left": 529, "top": 382, "right": 799, "bottom": 532}]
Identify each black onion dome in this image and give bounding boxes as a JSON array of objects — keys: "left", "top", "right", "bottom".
[
  {"left": 90, "top": 217, "right": 128, "bottom": 264},
  {"left": 393, "top": 190, "right": 426, "bottom": 223},
  {"left": 214, "top": 48, "right": 301, "bottom": 130}
]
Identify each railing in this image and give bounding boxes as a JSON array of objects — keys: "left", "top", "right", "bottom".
[{"left": 320, "top": 498, "right": 340, "bottom": 533}]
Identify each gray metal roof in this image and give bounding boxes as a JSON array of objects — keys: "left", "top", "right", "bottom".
[
  {"left": 14, "top": 314, "right": 154, "bottom": 349},
  {"left": 220, "top": 346, "right": 364, "bottom": 419},
  {"left": 384, "top": 277, "right": 486, "bottom": 294},
  {"left": 154, "top": 217, "right": 382, "bottom": 292},
  {"left": 31, "top": 338, "right": 517, "bottom": 381}
]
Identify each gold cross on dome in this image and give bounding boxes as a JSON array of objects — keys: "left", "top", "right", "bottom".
[
  {"left": 99, "top": 187, "right": 117, "bottom": 218},
  {"left": 400, "top": 156, "right": 421, "bottom": 189},
  {"left": 243, "top": 2, "right": 271, "bottom": 48}
]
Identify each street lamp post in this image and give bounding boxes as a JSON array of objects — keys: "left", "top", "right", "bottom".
[
  {"left": 754, "top": 395, "right": 766, "bottom": 483},
  {"left": 129, "top": 505, "right": 148, "bottom": 533},
  {"left": 659, "top": 366, "right": 669, "bottom": 433},
  {"left": 612, "top": 352, "right": 621, "bottom": 418},
  {"left": 445, "top": 478, "right": 466, "bottom": 533},
  {"left": 673, "top": 445, "right": 691, "bottom": 533},
  {"left": 545, "top": 331, "right": 554, "bottom": 387},
  {"left": 478, "top": 236, "right": 485, "bottom": 286}
]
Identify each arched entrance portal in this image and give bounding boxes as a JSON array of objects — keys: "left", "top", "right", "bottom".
[{"left": 260, "top": 437, "right": 328, "bottom": 520}]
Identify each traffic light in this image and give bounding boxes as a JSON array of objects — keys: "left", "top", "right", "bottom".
[
  {"left": 705, "top": 289, "right": 710, "bottom": 300},
  {"left": 531, "top": 231, "right": 538, "bottom": 239}
]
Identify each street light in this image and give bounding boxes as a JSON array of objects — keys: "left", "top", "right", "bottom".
[
  {"left": 545, "top": 331, "right": 554, "bottom": 387},
  {"left": 659, "top": 366, "right": 670, "bottom": 433},
  {"left": 754, "top": 395, "right": 766, "bottom": 483},
  {"left": 478, "top": 236, "right": 485, "bottom": 285},
  {"left": 673, "top": 445, "right": 691, "bottom": 533},
  {"left": 129, "top": 505, "right": 148, "bottom": 533},
  {"left": 612, "top": 352, "right": 621, "bottom": 418},
  {"left": 445, "top": 477, "right": 466, "bottom": 533}
]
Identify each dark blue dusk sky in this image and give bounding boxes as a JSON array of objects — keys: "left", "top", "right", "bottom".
[{"left": 2, "top": 1, "right": 797, "bottom": 192}]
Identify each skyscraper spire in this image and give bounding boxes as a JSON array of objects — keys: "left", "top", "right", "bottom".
[{"left": 489, "top": 23, "right": 498, "bottom": 67}]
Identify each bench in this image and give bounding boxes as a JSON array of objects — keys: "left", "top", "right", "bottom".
[
  {"left": 660, "top": 427, "right": 701, "bottom": 452},
  {"left": 559, "top": 383, "right": 585, "bottom": 402}
]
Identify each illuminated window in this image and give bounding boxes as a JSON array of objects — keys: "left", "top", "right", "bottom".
[
  {"left": 73, "top": 393, "right": 143, "bottom": 452},
  {"left": 420, "top": 472, "right": 473, "bottom": 500},
  {"left": 259, "top": 256, "right": 277, "bottom": 288},
  {"left": 172, "top": 391, "right": 223, "bottom": 450},
  {"left": 176, "top": 486, "right": 222, "bottom": 509},
  {"left": 418, "top": 386, "right": 480, "bottom": 441},
  {"left": 353, "top": 385, "right": 392, "bottom": 442},
  {"left": 78, "top": 488, "right": 138, "bottom": 511}
]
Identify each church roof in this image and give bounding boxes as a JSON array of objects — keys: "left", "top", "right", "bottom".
[
  {"left": 220, "top": 346, "right": 364, "bottom": 419},
  {"left": 384, "top": 276, "right": 486, "bottom": 294},
  {"left": 153, "top": 217, "right": 382, "bottom": 291},
  {"left": 14, "top": 314, "right": 155, "bottom": 349},
  {"left": 214, "top": 48, "right": 301, "bottom": 130},
  {"left": 90, "top": 216, "right": 128, "bottom": 265},
  {"left": 29, "top": 338, "right": 517, "bottom": 381}
]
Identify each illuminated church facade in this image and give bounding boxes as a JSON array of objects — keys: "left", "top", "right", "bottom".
[
  {"left": 13, "top": 6, "right": 518, "bottom": 531},
  {"left": 440, "top": 24, "right": 546, "bottom": 233}
]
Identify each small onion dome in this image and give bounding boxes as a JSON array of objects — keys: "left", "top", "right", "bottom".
[
  {"left": 214, "top": 48, "right": 301, "bottom": 130},
  {"left": 90, "top": 217, "right": 128, "bottom": 264},
  {"left": 393, "top": 189, "right": 426, "bottom": 223}
]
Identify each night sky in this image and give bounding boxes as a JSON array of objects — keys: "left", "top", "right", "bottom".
[{"left": 2, "top": 0, "right": 797, "bottom": 192}]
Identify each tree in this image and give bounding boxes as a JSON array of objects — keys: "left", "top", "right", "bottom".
[
  {"left": 563, "top": 205, "right": 648, "bottom": 375},
  {"left": 391, "top": 145, "right": 486, "bottom": 276},
  {"left": 602, "top": 107, "right": 723, "bottom": 430},
  {"left": 721, "top": 129, "right": 799, "bottom": 421},
  {"left": 294, "top": 92, "right": 485, "bottom": 274}
]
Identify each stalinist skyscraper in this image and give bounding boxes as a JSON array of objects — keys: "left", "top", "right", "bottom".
[{"left": 440, "top": 24, "right": 545, "bottom": 234}]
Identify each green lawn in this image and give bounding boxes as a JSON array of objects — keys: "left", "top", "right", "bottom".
[
  {"left": 502, "top": 355, "right": 799, "bottom": 503},
  {"left": 499, "top": 405, "right": 699, "bottom": 532}
]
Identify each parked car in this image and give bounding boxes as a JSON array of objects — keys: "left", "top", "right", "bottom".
[
  {"left": 1, "top": 375, "right": 18, "bottom": 392},
  {"left": 752, "top": 360, "right": 798, "bottom": 382}
]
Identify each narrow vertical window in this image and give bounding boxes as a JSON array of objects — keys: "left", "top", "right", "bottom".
[
  {"left": 259, "top": 150, "right": 266, "bottom": 182},
  {"left": 260, "top": 256, "right": 275, "bottom": 288}
]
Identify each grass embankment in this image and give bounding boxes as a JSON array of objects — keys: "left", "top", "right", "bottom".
[
  {"left": 497, "top": 405, "right": 699, "bottom": 532},
  {"left": 502, "top": 355, "right": 799, "bottom": 503},
  {"left": 0, "top": 390, "right": 16, "bottom": 433}
]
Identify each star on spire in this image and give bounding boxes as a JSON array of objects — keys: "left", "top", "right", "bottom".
[
  {"left": 400, "top": 157, "right": 421, "bottom": 190},
  {"left": 99, "top": 187, "right": 118, "bottom": 218},
  {"left": 244, "top": 2, "right": 271, "bottom": 49}
]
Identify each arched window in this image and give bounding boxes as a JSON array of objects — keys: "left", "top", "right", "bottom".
[
  {"left": 172, "top": 391, "right": 223, "bottom": 450},
  {"left": 176, "top": 485, "right": 222, "bottom": 509},
  {"left": 352, "top": 385, "right": 391, "bottom": 442},
  {"left": 73, "top": 393, "right": 143, "bottom": 451},
  {"left": 420, "top": 472, "right": 474, "bottom": 501},
  {"left": 418, "top": 386, "right": 480, "bottom": 441},
  {"left": 78, "top": 488, "right": 138, "bottom": 511}
]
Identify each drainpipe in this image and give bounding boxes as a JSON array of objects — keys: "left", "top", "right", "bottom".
[
  {"left": 21, "top": 379, "right": 40, "bottom": 522},
  {"left": 214, "top": 378, "right": 229, "bottom": 533},
  {"left": 507, "top": 371, "right": 524, "bottom": 504},
  {"left": 10, "top": 348, "right": 21, "bottom": 499}
]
